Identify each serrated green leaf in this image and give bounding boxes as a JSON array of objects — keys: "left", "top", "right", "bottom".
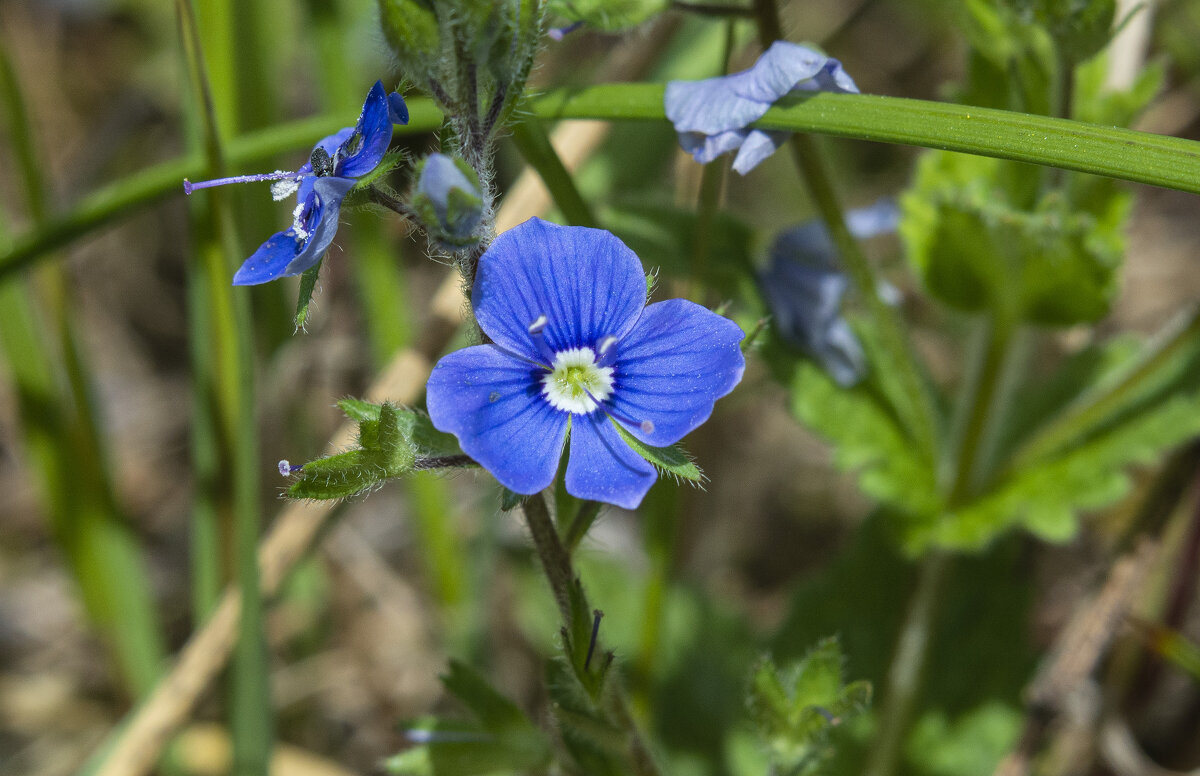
[
  {"left": 789, "top": 359, "right": 940, "bottom": 519},
  {"left": 286, "top": 402, "right": 422, "bottom": 500},
  {"left": 901, "top": 151, "right": 1126, "bottom": 326},
  {"left": 747, "top": 637, "right": 871, "bottom": 774},
  {"left": 906, "top": 390, "right": 1200, "bottom": 553},
  {"left": 294, "top": 258, "right": 322, "bottom": 331},
  {"left": 610, "top": 418, "right": 704, "bottom": 483}
]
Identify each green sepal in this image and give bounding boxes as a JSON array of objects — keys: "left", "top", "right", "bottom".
[
  {"left": 346, "top": 149, "right": 407, "bottom": 201},
  {"left": 287, "top": 402, "right": 466, "bottom": 500},
  {"left": 499, "top": 487, "right": 527, "bottom": 511},
  {"left": 294, "top": 258, "right": 322, "bottom": 331},
  {"left": 544, "top": 658, "right": 628, "bottom": 776},
  {"left": 747, "top": 637, "right": 871, "bottom": 774},
  {"left": 610, "top": 417, "right": 704, "bottom": 484},
  {"left": 335, "top": 398, "right": 464, "bottom": 459}
]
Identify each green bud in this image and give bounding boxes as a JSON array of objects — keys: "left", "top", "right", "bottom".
[
  {"left": 412, "top": 153, "right": 485, "bottom": 249},
  {"left": 377, "top": 0, "right": 440, "bottom": 81}
]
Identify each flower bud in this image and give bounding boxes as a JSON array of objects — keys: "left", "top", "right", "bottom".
[
  {"left": 377, "top": 0, "right": 439, "bottom": 83},
  {"left": 412, "top": 153, "right": 484, "bottom": 249}
]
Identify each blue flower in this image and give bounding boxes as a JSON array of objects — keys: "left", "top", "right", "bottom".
[
  {"left": 426, "top": 218, "right": 745, "bottom": 509},
  {"left": 758, "top": 200, "right": 898, "bottom": 386},
  {"left": 664, "top": 41, "right": 858, "bottom": 174},
  {"left": 412, "top": 153, "right": 484, "bottom": 247},
  {"left": 183, "top": 81, "right": 408, "bottom": 285}
]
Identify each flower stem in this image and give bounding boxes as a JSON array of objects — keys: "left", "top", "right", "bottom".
[
  {"left": 750, "top": 0, "right": 938, "bottom": 461},
  {"left": 861, "top": 551, "right": 952, "bottom": 776},
  {"left": 521, "top": 494, "right": 661, "bottom": 776},
  {"left": 563, "top": 500, "right": 603, "bottom": 554}
]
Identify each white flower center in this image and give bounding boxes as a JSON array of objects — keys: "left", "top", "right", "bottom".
[{"left": 541, "top": 347, "right": 614, "bottom": 414}]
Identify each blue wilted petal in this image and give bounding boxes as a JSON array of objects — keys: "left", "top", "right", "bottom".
[
  {"left": 426, "top": 345, "right": 569, "bottom": 495},
  {"left": 472, "top": 218, "right": 647, "bottom": 362},
  {"left": 758, "top": 200, "right": 897, "bottom": 386},
  {"left": 608, "top": 299, "right": 746, "bottom": 447},
  {"left": 565, "top": 414, "right": 657, "bottom": 510},
  {"left": 678, "top": 128, "right": 750, "bottom": 165},
  {"left": 665, "top": 40, "right": 859, "bottom": 174},
  {"left": 732, "top": 129, "right": 790, "bottom": 175}
]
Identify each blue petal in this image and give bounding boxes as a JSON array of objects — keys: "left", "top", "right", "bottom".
[
  {"left": 665, "top": 41, "right": 858, "bottom": 136},
  {"left": 731, "top": 129, "right": 789, "bottom": 174},
  {"left": 820, "top": 319, "right": 867, "bottom": 387},
  {"left": 678, "top": 128, "right": 749, "bottom": 165},
  {"left": 388, "top": 92, "right": 410, "bottom": 125},
  {"left": 565, "top": 414, "right": 657, "bottom": 509},
  {"left": 844, "top": 199, "right": 900, "bottom": 238},
  {"left": 664, "top": 78, "right": 772, "bottom": 137},
  {"left": 233, "top": 231, "right": 302, "bottom": 285},
  {"left": 473, "top": 218, "right": 647, "bottom": 362},
  {"left": 338, "top": 81, "right": 392, "bottom": 178},
  {"left": 608, "top": 299, "right": 745, "bottom": 447},
  {"left": 426, "top": 345, "right": 568, "bottom": 494},
  {"left": 281, "top": 176, "right": 356, "bottom": 277}
]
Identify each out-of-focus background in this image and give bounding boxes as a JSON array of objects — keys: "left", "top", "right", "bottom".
[{"left": 2, "top": 0, "right": 1200, "bottom": 774}]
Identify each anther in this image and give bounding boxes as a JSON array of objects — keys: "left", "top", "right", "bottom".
[
  {"left": 527, "top": 314, "right": 556, "bottom": 366},
  {"left": 585, "top": 609, "right": 604, "bottom": 670},
  {"left": 278, "top": 460, "right": 303, "bottom": 477},
  {"left": 596, "top": 335, "right": 619, "bottom": 367}
]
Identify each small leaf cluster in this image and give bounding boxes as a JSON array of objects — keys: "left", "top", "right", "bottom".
[
  {"left": 384, "top": 661, "right": 551, "bottom": 775},
  {"left": 286, "top": 400, "right": 470, "bottom": 500},
  {"left": 747, "top": 638, "right": 871, "bottom": 775}
]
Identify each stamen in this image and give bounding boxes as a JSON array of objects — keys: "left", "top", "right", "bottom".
[
  {"left": 183, "top": 169, "right": 301, "bottom": 195},
  {"left": 596, "top": 335, "right": 619, "bottom": 367},
  {"left": 527, "top": 314, "right": 555, "bottom": 366},
  {"left": 310, "top": 147, "right": 334, "bottom": 177},
  {"left": 580, "top": 385, "right": 654, "bottom": 435}
]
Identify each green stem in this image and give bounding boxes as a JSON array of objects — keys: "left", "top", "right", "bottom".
[
  {"left": 510, "top": 119, "right": 598, "bottom": 228},
  {"left": 749, "top": 0, "right": 938, "bottom": 459},
  {"left": 563, "top": 501, "right": 603, "bottom": 554},
  {"left": 947, "top": 315, "right": 1018, "bottom": 505},
  {"left": 528, "top": 85, "right": 1200, "bottom": 196},
  {"left": 1013, "top": 308, "right": 1200, "bottom": 469},
  {"left": 178, "top": 2, "right": 270, "bottom": 773},
  {"left": 862, "top": 552, "right": 952, "bottom": 776},
  {"left": 521, "top": 494, "right": 661, "bottom": 776}
]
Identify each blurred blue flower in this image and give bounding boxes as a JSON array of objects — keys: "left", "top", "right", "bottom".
[
  {"left": 426, "top": 218, "right": 745, "bottom": 509},
  {"left": 758, "top": 200, "right": 899, "bottom": 386},
  {"left": 664, "top": 41, "right": 858, "bottom": 174},
  {"left": 413, "top": 153, "right": 484, "bottom": 247},
  {"left": 183, "top": 81, "right": 408, "bottom": 285}
]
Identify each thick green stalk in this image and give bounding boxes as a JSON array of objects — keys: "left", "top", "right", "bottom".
[
  {"left": 528, "top": 85, "right": 1200, "bottom": 196},
  {"left": 12, "top": 85, "right": 1200, "bottom": 279},
  {"left": 178, "top": 1, "right": 270, "bottom": 773},
  {"left": 861, "top": 552, "right": 951, "bottom": 776}
]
